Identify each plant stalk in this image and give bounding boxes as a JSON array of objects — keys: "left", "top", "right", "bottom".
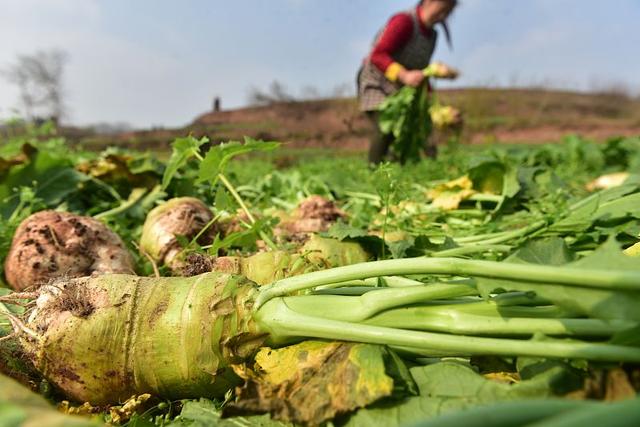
[
  {"left": 254, "top": 298, "right": 640, "bottom": 362},
  {"left": 256, "top": 257, "right": 640, "bottom": 307}
]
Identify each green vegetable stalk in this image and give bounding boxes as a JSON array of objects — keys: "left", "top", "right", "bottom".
[{"left": 6, "top": 254, "right": 640, "bottom": 405}]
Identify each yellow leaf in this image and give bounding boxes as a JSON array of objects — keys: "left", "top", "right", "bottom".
[
  {"left": 586, "top": 172, "right": 630, "bottom": 192},
  {"left": 624, "top": 242, "right": 640, "bottom": 257},
  {"left": 427, "top": 175, "right": 476, "bottom": 210}
]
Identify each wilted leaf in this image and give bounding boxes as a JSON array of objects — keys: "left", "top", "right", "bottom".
[
  {"left": 300, "top": 235, "right": 371, "bottom": 268},
  {"left": 0, "top": 143, "right": 37, "bottom": 179},
  {"left": 427, "top": 176, "right": 476, "bottom": 210},
  {"left": 224, "top": 341, "right": 413, "bottom": 425},
  {"left": 625, "top": 242, "right": 640, "bottom": 257},
  {"left": 108, "top": 394, "right": 152, "bottom": 424},
  {"left": 586, "top": 172, "right": 630, "bottom": 192},
  {"left": 76, "top": 154, "right": 160, "bottom": 188}
]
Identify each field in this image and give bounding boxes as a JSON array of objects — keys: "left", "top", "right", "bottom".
[
  {"left": 18, "top": 88, "right": 640, "bottom": 153},
  {"left": 1, "top": 102, "right": 640, "bottom": 425}
]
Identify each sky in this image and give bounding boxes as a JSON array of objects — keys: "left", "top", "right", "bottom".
[{"left": 0, "top": 0, "right": 639, "bottom": 128}]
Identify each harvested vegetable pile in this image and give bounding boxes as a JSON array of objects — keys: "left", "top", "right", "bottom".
[{"left": 1, "top": 125, "right": 640, "bottom": 426}]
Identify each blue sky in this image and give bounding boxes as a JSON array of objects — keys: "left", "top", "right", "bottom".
[{"left": 1, "top": 0, "right": 639, "bottom": 128}]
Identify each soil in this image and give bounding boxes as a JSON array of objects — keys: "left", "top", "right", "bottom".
[{"left": 72, "top": 88, "right": 640, "bottom": 152}]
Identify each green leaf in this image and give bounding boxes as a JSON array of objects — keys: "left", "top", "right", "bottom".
[
  {"left": 609, "top": 325, "right": 640, "bottom": 347},
  {"left": 326, "top": 223, "right": 389, "bottom": 258},
  {"left": 344, "top": 361, "right": 580, "bottom": 427},
  {"left": 507, "top": 238, "right": 575, "bottom": 266},
  {"left": 162, "top": 136, "right": 209, "bottom": 190},
  {"left": 214, "top": 185, "right": 233, "bottom": 211},
  {"left": 327, "top": 222, "right": 370, "bottom": 240},
  {"left": 0, "top": 289, "right": 23, "bottom": 336},
  {"left": 550, "top": 184, "right": 640, "bottom": 232},
  {"left": 387, "top": 237, "right": 415, "bottom": 259},
  {"left": 208, "top": 217, "right": 274, "bottom": 256},
  {"left": 198, "top": 138, "right": 280, "bottom": 185},
  {"left": 468, "top": 160, "right": 520, "bottom": 199},
  {"left": 476, "top": 238, "right": 640, "bottom": 321},
  {"left": 167, "top": 399, "right": 290, "bottom": 427},
  {"left": 0, "top": 150, "right": 88, "bottom": 218}
]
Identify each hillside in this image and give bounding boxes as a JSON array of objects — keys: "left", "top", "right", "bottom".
[{"left": 77, "top": 88, "right": 640, "bottom": 151}]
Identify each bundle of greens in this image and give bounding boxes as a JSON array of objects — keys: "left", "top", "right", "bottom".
[{"left": 377, "top": 63, "right": 459, "bottom": 163}]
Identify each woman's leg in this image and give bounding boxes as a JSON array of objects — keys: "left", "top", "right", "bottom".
[{"left": 366, "top": 111, "right": 392, "bottom": 164}]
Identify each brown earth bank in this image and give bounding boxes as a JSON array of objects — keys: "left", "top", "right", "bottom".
[{"left": 58, "top": 88, "right": 640, "bottom": 151}]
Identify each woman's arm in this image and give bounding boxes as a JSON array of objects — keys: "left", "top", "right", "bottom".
[
  {"left": 370, "top": 13, "right": 414, "bottom": 81},
  {"left": 370, "top": 13, "right": 426, "bottom": 87}
]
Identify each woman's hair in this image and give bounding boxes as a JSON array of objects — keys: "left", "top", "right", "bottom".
[
  {"left": 419, "top": 0, "right": 458, "bottom": 5},
  {"left": 419, "top": 0, "right": 458, "bottom": 48}
]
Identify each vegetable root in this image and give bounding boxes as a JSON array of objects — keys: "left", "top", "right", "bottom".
[{"left": 4, "top": 211, "right": 135, "bottom": 291}]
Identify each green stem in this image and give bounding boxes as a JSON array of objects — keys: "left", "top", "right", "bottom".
[
  {"left": 193, "top": 213, "right": 223, "bottom": 244},
  {"left": 256, "top": 257, "right": 640, "bottom": 308},
  {"left": 87, "top": 176, "right": 123, "bottom": 203},
  {"left": 343, "top": 191, "right": 381, "bottom": 203},
  {"left": 282, "top": 283, "right": 477, "bottom": 321},
  {"left": 218, "top": 173, "right": 256, "bottom": 223},
  {"left": 431, "top": 244, "right": 512, "bottom": 258},
  {"left": 7, "top": 197, "right": 26, "bottom": 223},
  {"left": 459, "top": 220, "right": 547, "bottom": 246},
  {"left": 218, "top": 173, "right": 277, "bottom": 251},
  {"left": 93, "top": 187, "right": 149, "bottom": 220},
  {"left": 381, "top": 276, "right": 427, "bottom": 287},
  {"left": 490, "top": 292, "right": 550, "bottom": 307},
  {"left": 453, "top": 230, "right": 512, "bottom": 244},
  {"left": 312, "top": 287, "right": 381, "bottom": 296},
  {"left": 363, "top": 305, "right": 634, "bottom": 337},
  {"left": 254, "top": 298, "right": 640, "bottom": 362}
]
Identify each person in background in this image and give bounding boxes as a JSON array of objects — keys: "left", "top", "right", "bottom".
[{"left": 357, "top": 0, "right": 458, "bottom": 164}]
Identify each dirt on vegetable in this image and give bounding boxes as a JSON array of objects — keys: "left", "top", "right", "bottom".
[{"left": 4, "top": 211, "right": 135, "bottom": 291}]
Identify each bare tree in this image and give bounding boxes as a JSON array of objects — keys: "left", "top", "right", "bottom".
[
  {"left": 300, "top": 85, "right": 321, "bottom": 100},
  {"left": 248, "top": 79, "right": 358, "bottom": 105},
  {"left": 2, "top": 49, "right": 68, "bottom": 123},
  {"left": 330, "top": 82, "right": 355, "bottom": 98},
  {"left": 247, "top": 80, "right": 296, "bottom": 106}
]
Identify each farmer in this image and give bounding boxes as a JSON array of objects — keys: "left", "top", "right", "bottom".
[{"left": 357, "top": 0, "right": 458, "bottom": 164}]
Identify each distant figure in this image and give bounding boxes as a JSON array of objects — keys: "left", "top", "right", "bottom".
[
  {"left": 213, "top": 96, "right": 221, "bottom": 112},
  {"left": 357, "top": 0, "right": 458, "bottom": 163}
]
